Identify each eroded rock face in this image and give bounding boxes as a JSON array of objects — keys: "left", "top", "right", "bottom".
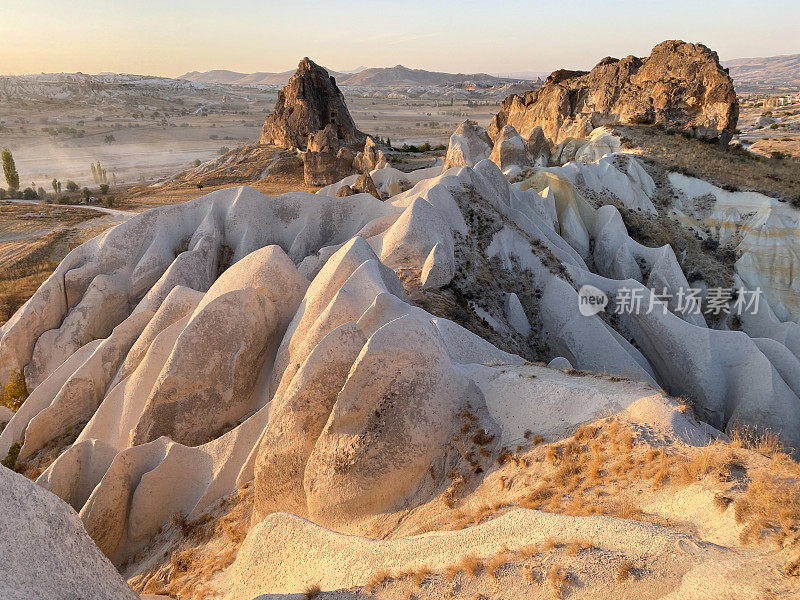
[
  {"left": 442, "top": 120, "right": 492, "bottom": 171},
  {"left": 0, "top": 467, "right": 138, "bottom": 599},
  {"left": 303, "top": 124, "right": 357, "bottom": 186},
  {"left": 354, "top": 136, "right": 388, "bottom": 173},
  {"left": 490, "top": 40, "right": 738, "bottom": 146},
  {"left": 260, "top": 57, "right": 363, "bottom": 150},
  {"left": 489, "top": 125, "right": 532, "bottom": 171}
]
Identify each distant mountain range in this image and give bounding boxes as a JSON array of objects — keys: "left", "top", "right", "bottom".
[
  {"left": 178, "top": 64, "right": 534, "bottom": 87},
  {"left": 724, "top": 53, "right": 800, "bottom": 89},
  {"left": 180, "top": 53, "right": 800, "bottom": 92}
]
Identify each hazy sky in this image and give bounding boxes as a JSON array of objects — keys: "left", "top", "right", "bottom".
[{"left": 2, "top": 0, "right": 798, "bottom": 77}]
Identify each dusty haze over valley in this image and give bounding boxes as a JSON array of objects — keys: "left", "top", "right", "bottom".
[{"left": 2, "top": 3, "right": 800, "bottom": 600}]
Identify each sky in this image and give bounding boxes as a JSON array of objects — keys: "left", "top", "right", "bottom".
[{"left": 1, "top": 0, "right": 798, "bottom": 77}]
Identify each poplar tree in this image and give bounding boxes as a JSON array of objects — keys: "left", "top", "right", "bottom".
[{"left": 2, "top": 148, "right": 19, "bottom": 191}]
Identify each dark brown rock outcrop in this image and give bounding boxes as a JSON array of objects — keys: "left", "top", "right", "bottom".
[
  {"left": 260, "top": 57, "right": 363, "bottom": 150},
  {"left": 303, "top": 124, "right": 356, "bottom": 186},
  {"left": 489, "top": 40, "right": 739, "bottom": 147}
]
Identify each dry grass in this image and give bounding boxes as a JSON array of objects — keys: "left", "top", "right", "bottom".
[
  {"left": 130, "top": 483, "right": 255, "bottom": 600},
  {"left": 444, "top": 412, "right": 800, "bottom": 567},
  {"left": 401, "top": 565, "right": 431, "bottom": 588},
  {"left": 367, "top": 569, "right": 392, "bottom": 593},
  {"left": 729, "top": 424, "right": 787, "bottom": 457},
  {"left": 565, "top": 539, "right": 595, "bottom": 556},
  {"left": 486, "top": 550, "right": 511, "bottom": 581},
  {"left": 546, "top": 563, "right": 572, "bottom": 599},
  {"left": 524, "top": 567, "right": 540, "bottom": 585},
  {"left": 785, "top": 555, "right": 800, "bottom": 578},
  {"left": 303, "top": 583, "right": 321, "bottom": 599},
  {"left": 0, "top": 213, "right": 107, "bottom": 326},
  {"left": 616, "top": 559, "right": 636, "bottom": 582},
  {"left": 459, "top": 554, "right": 484, "bottom": 577},
  {"left": 613, "top": 124, "right": 800, "bottom": 202},
  {"left": 735, "top": 471, "right": 800, "bottom": 546}
]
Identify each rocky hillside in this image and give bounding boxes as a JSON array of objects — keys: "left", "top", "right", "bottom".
[
  {"left": 490, "top": 40, "right": 739, "bottom": 146},
  {"left": 726, "top": 53, "right": 800, "bottom": 90}
]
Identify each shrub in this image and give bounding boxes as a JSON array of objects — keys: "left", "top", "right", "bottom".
[
  {"left": 1, "top": 441, "right": 21, "bottom": 470},
  {"left": 103, "top": 195, "right": 115, "bottom": 208},
  {"left": 99, "top": 183, "right": 109, "bottom": 195},
  {"left": 192, "top": 159, "right": 201, "bottom": 167},
  {"left": 1, "top": 370, "right": 28, "bottom": 411},
  {"left": 66, "top": 180, "right": 79, "bottom": 192},
  {"left": 0, "top": 188, "right": 6, "bottom": 199},
  {"left": 81, "top": 187, "right": 91, "bottom": 200},
  {"left": 22, "top": 187, "right": 38, "bottom": 200},
  {"left": 56, "top": 195, "right": 71, "bottom": 205}
]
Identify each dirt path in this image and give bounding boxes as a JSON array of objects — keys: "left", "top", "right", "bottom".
[{"left": 4, "top": 198, "right": 136, "bottom": 220}]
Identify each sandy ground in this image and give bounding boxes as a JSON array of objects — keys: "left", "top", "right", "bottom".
[{"left": 0, "top": 201, "right": 127, "bottom": 325}]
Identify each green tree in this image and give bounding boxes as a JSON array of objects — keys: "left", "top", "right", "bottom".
[
  {"left": 51, "top": 178, "right": 59, "bottom": 193},
  {"left": 1, "top": 148, "right": 19, "bottom": 191},
  {"left": 37, "top": 186, "right": 46, "bottom": 199},
  {"left": 81, "top": 187, "right": 91, "bottom": 200},
  {"left": 99, "top": 183, "right": 109, "bottom": 195}
]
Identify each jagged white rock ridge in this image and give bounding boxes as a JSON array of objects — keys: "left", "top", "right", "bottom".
[{"left": 1, "top": 125, "right": 800, "bottom": 593}]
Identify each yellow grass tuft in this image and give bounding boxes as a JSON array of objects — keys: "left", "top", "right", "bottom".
[
  {"left": 459, "top": 554, "right": 483, "bottom": 577},
  {"left": 546, "top": 563, "right": 572, "bottom": 599},
  {"left": 785, "top": 555, "right": 800, "bottom": 577},
  {"left": 367, "top": 569, "right": 391, "bottom": 593},
  {"left": 616, "top": 559, "right": 636, "bottom": 582}
]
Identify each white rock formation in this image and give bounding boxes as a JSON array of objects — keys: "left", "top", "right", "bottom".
[
  {"left": 489, "top": 124, "right": 532, "bottom": 171},
  {"left": 670, "top": 171, "right": 800, "bottom": 323},
  {"left": 442, "top": 119, "right": 491, "bottom": 171},
  {"left": 0, "top": 467, "right": 138, "bottom": 599},
  {"left": 353, "top": 136, "right": 388, "bottom": 172},
  {"left": 2, "top": 121, "right": 800, "bottom": 584},
  {"left": 547, "top": 356, "right": 573, "bottom": 369},
  {"left": 526, "top": 125, "right": 551, "bottom": 166}
]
